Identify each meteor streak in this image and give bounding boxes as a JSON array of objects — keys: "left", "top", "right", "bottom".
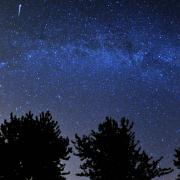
[{"left": 18, "top": 4, "right": 22, "bottom": 16}]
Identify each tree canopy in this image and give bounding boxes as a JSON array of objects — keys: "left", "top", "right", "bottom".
[
  {"left": 0, "top": 111, "right": 71, "bottom": 180},
  {"left": 73, "top": 117, "right": 173, "bottom": 180}
]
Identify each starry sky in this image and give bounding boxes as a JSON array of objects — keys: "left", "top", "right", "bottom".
[{"left": 0, "top": 0, "right": 179, "bottom": 179}]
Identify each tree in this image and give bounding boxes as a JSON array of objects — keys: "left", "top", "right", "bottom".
[
  {"left": 0, "top": 111, "right": 71, "bottom": 180},
  {"left": 73, "top": 117, "right": 172, "bottom": 180},
  {"left": 174, "top": 148, "right": 180, "bottom": 180}
]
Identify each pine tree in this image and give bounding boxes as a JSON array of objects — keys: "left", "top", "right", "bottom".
[
  {"left": 174, "top": 148, "right": 180, "bottom": 180},
  {"left": 0, "top": 111, "right": 71, "bottom": 180},
  {"left": 73, "top": 117, "right": 172, "bottom": 180}
]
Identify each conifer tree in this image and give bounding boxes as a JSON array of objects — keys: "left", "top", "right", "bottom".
[
  {"left": 174, "top": 148, "right": 180, "bottom": 180},
  {"left": 73, "top": 117, "right": 172, "bottom": 180},
  {"left": 0, "top": 111, "right": 71, "bottom": 180}
]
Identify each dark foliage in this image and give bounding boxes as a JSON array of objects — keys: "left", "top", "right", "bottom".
[
  {"left": 73, "top": 117, "right": 172, "bottom": 180},
  {"left": 174, "top": 148, "right": 180, "bottom": 180},
  {"left": 0, "top": 111, "right": 71, "bottom": 180}
]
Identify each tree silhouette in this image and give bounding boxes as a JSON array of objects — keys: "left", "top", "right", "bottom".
[
  {"left": 174, "top": 148, "right": 180, "bottom": 180},
  {"left": 0, "top": 111, "right": 71, "bottom": 180},
  {"left": 73, "top": 117, "right": 172, "bottom": 180}
]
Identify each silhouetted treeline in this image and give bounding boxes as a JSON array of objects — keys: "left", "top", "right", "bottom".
[{"left": 0, "top": 111, "right": 178, "bottom": 179}]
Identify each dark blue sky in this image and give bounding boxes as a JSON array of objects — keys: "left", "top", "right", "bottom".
[{"left": 0, "top": 0, "right": 179, "bottom": 179}]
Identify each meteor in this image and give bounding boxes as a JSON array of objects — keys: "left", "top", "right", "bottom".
[{"left": 18, "top": 4, "right": 22, "bottom": 16}]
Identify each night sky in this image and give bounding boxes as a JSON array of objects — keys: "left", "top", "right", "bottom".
[{"left": 0, "top": 0, "right": 179, "bottom": 179}]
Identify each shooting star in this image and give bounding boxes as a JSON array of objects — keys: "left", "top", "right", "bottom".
[{"left": 18, "top": 4, "right": 22, "bottom": 16}]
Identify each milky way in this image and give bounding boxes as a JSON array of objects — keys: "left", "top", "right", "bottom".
[{"left": 0, "top": 0, "right": 179, "bottom": 179}]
